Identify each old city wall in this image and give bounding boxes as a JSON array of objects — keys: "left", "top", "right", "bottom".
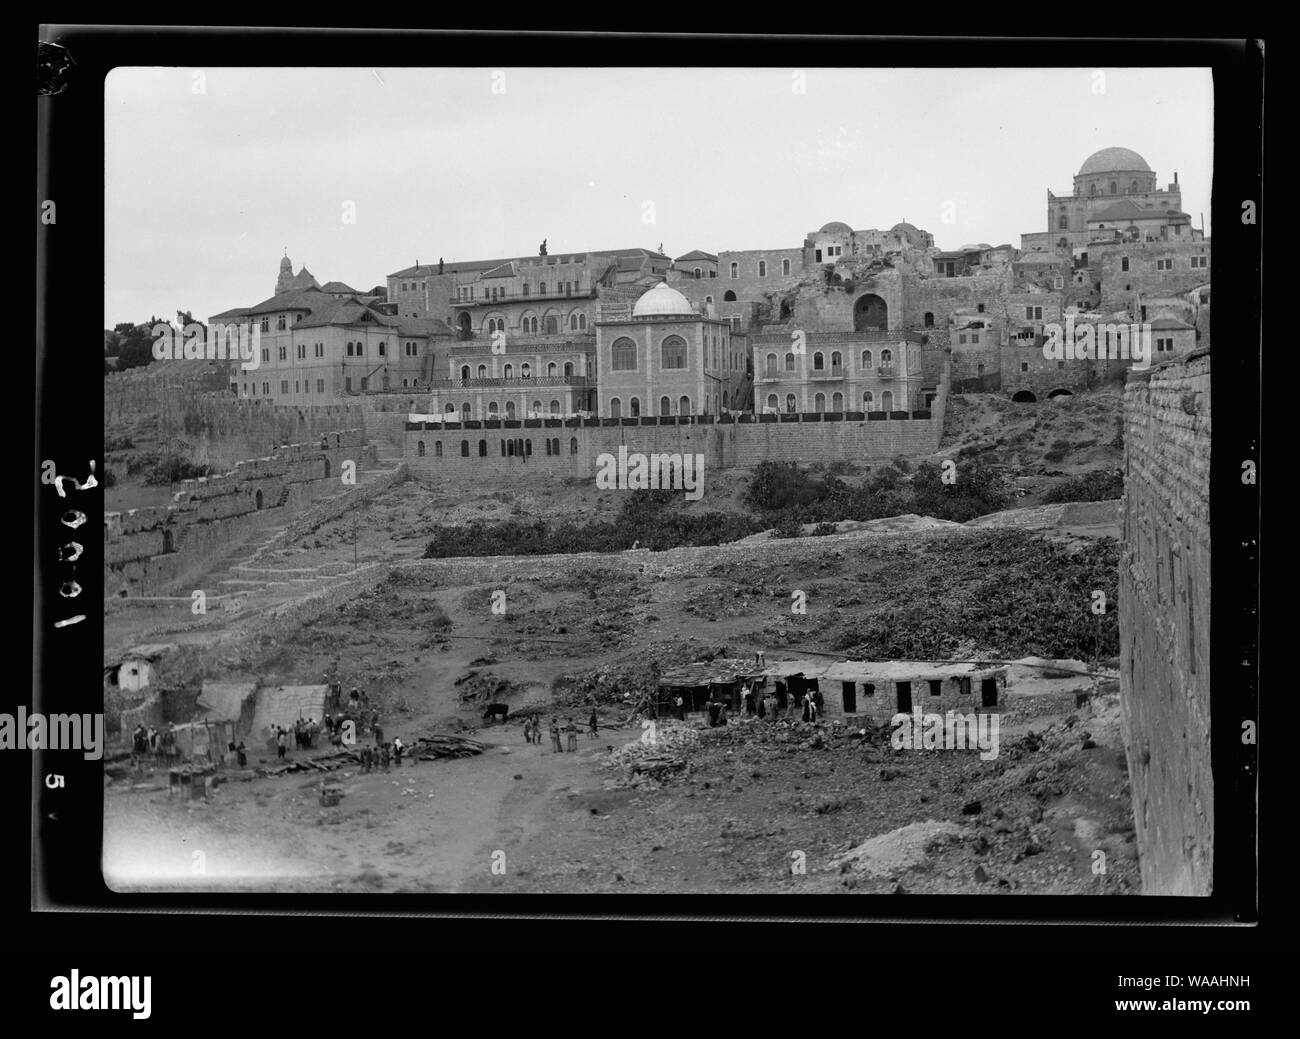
[
  {"left": 104, "top": 430, "right": 377, "bottom": 597},
  {"left": 404, "top": 406, "right": 945, "bottom": 485},
  {"left": 1118, "top": 348, "right": 1211, "bottom": 895},
  {"left": 106, "top": 380, "right": 367, "bottom": 472}
]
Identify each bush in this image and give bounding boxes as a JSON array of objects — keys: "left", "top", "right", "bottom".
[
  {"left": 143, "top": 453, "right": 212, "bottom": 485},
  {"left": 1041, "top": 469, "right": 1124, "bottom": 503},
  {"left": 910, "top": 459, "right": 1012, "bottom": 522}
]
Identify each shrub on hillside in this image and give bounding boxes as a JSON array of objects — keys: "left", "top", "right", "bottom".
[
  {"left": 910, "top": 459, "right": 1012, "bottom": 522},
  {"left": 1041, "top": 469, "right": 1124, "bottom": 504}
]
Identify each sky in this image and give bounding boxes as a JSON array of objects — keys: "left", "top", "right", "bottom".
[{"left": 104, "top": 66, "right": 1214, "bottom": 327}]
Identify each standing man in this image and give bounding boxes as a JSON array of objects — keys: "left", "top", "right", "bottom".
[
  {"left": 675, "top": 694, "right": 685, "bottom": 721},
  {"left": 589, "top": 709, "right": 599, "bottom": 739},
  {"left": 550, "top": 717, "right": 562, "bottom": 754},
  {"left": 276, "top": 727, "right": 287, "bottom": 760}
]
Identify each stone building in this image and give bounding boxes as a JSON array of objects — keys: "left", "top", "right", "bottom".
[
  {"left": 208, "top": 257, "right": 454, "bottom": 405},
  {"left": 750, "top": 331, "right": 927, "bottom": 414},
  {"left": 594, "top": 281, "right": 750, "bottom": 418},
  {"left": 1022, "top": 147, "right": 1198, "bottom": 254},
  {"left": 386, "top": 246, "right": 673, "bottom": 331}
]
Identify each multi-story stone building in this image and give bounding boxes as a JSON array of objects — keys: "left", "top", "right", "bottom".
[
  {"left": 208, "top": 256, "right": 452, "bottom": 405},
  {"left": 750, "top": 331, "right": 926, "bottom": 415}
]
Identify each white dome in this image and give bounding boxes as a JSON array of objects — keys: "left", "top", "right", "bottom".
[{"left": 632, "top": 281, "right": 695, "bottom": 317}]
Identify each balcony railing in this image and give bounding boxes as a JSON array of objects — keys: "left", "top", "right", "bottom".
[
  {"left": 434, "top": 375, "right": 589, "bottom": 389},
  {"left": 450, "top": 288, "right": 597, "bottom": 306},
  {"left": 810, "top": 366, "right": 846, "bottom": 379},
  {"left": 877, "top": 365, "right": 896, "bottom": 377}
]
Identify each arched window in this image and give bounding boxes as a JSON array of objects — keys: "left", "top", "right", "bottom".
[
  {"left": 881, "top": 391, "right": 894, "bottom": 411},
  {"left": 461, "top": 403, "right": 471, "bottom": 421},
  {"left": 570, "top": 437, "right": 578, "bottom": 455},
  {"left": 766, "top": 393, "right": 778, "bottom": 410},
  {"left": 661, "top": 336, "right": 687, "bottom": 369},
  {"left": 729, "top": 262, "right": 738, "bottom": 278},
  {"left": 679, "top": 395, "right": 690, "bottom": 415},
  {"left": 923, "top": 312, "right": 934, "bottom": 328},
  {"left": 460, "top": 365, "right": 470, "bottom": 380},
  {"left": 881, "top": 349, "right": 893, "bottom": 366},
  {"left": 435, "top": 441, "right": 443, "bottom": 457},
  {"left": 570, "top": 314, "right": 579, "bottom": 330},
  {"left": 814, "top": 392, "right": 826, "bottom": 412},
  {"left": 705, "top": 295, "right": 713, "bottom": 304},
  {"left": 660, "top": 396, "right": 671, "bottom": 416},
  {"left": 507, "top": 440, "right": 515, "bottom": 457},
  {"left": 460, "top": 440, "right": 469, "bottom": 457},
  {"left": 863, "top": 390, "right": 874, "bottom": 410},
  {"left": 479, "top": 439, "right": 488, "bottom": 456},
  {"left": 524, "top": 439, "right": 532, "bottom": 456},
  {"left": 758, "top": 260, "right": 767, "bottom": 276},
  {"left": 1090, "top": 183, "right": 1098, "bottom": 196},
  {"left": 611, "top": 337, "right": 637, "bottom": 371},
  {"left": 531, "top": 317, "right": 539, "bottom": 333},
  {"left": 564, "top": 361, "right": 574, "bottom": 377},
  {"left": 766, "top": 353, "right": 778, "bottom": 376},
  {"left": 862, "top": 349, "right": 874, "bottom": 367},
  {"left": 723, "top": 290, "right": 737, "bottom": 302},
  {"left": 578, "top": 314, "right": 587, "bottom": 330},
  {"left": 539, "top": 282, "right": 546, "bottom": 295},
  {"left": 547, "top": 362, "right": 557, "bottom": 376},
  {"left": 488, "top": 401, "right": 499, "bottom": 415},
  {"left": 1109, "top": 181, "right": 1117, "bottom": 194},
  {"left": 610, "top": 397, "right": 621, "bottom": 419},
  {"left": 832, "top": 392, "right": 843, "bottom": 411},
  {"left": 417, "top": 440, "right": 426, "bottom": 456},
  {"left": 477, "top": 364, "right": 487, "bottom": 378},
  {"left": 784, "top": 352, "right": 795, "bottom": 371},
  {"left": 505, "top": 401, "right": 516, "bottom": 419},
  {"left": 782, "top": 258, "right": 791, "bottom": 276},
  {"left": 830, "top": 351, "right": 842, "bottom": 370},
  {"left": 503, "top": 364, "right": 513, "bottom": 379},
  {"left": 521, "top": 363, "right": 531, "bottom": 379},
  {"left": 813, "top": 351, "right": 825, "bottom": 371},
  {"left": 785, "top": 393, "right": 797, "bottom": 413},
  {"left": 550, "top": 399, "right": 560, "bottom": 413},
  {"left": 630, "top": 397, "right": 640, "bottom": 417}
]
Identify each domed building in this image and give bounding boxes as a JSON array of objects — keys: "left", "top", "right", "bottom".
[
  {"left": 595, "top": 280, "right": 751, "bottom": 420},
  {"left": 1026, "top": 146, "right": 1191, "bottom": 253}
]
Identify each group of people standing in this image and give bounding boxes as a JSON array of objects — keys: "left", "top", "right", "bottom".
[
  {"left": 358, "top": 735, "right": 404, "bottom": 773},
  {"left": 523, "top": 712, "right": 598, "bottom": 753},
  {"left": 130, "top": 723, "right": 178, "bottom": 766}
]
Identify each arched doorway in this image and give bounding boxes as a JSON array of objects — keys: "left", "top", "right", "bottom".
[
  {"left": 854, "top": 294, "right": 888, "bottom": 331},
  {"left": 457, "top": 313, "right": 473, "bottom": 340},
  {"left": 1011, "top": 390, "right": 1038, "bottom": 403}
]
